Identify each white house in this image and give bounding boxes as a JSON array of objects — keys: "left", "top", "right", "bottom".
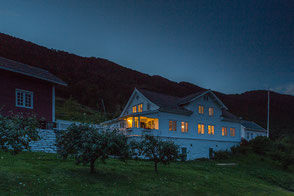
[
  {"left": 240, "top": 120, "right": 267, "bottom": 141},
  {"left": 102, "top": 88, "right": 266, "bottom": 160}
]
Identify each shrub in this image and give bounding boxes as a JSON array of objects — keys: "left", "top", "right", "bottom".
[
  {"left": 249, "top": 136, "right": 272, "bottom": 155},
  {"left": 214, "top": 150, "right": 231, "bottom": 160},
  {"left": 57, "top": 124, "right": 130, "bottom": 173},
  {"left": 0, "top": 113, "right": 40, "bottom": 155},
  {"left": 271, "top": 136, "right": 294, "bottom": 169},
  {"left": 136, "top": 135, "right": 180, "bottom": 173},
  {"left": 230, "top": 144, "right": 250, "bottom": 155}
]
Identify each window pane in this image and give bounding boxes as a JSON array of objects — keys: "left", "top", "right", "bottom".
[
  {"left": 132, "top": 106, "right": 137, "bottom": 113},
  {"left": 173, "top": 121, "right": 177, "bottom": 131},
  {"left": 169, "top": 121, "right": 172, "bottom": 131},
  {"left": 138, "top": 104, "right": 143, "bottom": 112},
  {"left": 209, "top": 108, "right": 214, "bottom": 116},
  {"left": 17, "top": 92, "right": 23, "bottom": 106},
  {"left": 25, "top": 93, "right": 32, "bottom": 107}
]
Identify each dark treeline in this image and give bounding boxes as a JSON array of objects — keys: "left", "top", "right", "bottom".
[{"left": 0, "top": 32, "right": 293, "bottom": 138}]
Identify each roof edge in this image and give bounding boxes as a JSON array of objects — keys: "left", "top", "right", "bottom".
[{"left": 0, "top": 65, "right": 67, "bottom": 86}]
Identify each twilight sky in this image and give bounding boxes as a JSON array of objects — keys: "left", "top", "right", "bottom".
[{"left": 0, "top": 0, "right": 293, "bottom": 95}]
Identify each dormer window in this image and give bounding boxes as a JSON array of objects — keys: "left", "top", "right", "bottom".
[
  {"left": 198, "top": 105, "right": 204, "bottom": 114},
  {"left": 132, "top": 106, "right": 137, "bottom": 113},
  {"left": 209, "top": 107, "right": 214, "bottom": 116}
]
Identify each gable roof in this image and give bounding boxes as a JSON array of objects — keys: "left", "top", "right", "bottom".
[
  {"left": 137, "top": 89, "right": 192, "bottom": 115},
  {"left": 241, "top": 120, "right": 266, "bottom": 131},
  {"left": 0, "top": 57, "right": 67, "bottom": 86},
  {"left": 178, "top": 90, "right": 228, "bottom": 110}
]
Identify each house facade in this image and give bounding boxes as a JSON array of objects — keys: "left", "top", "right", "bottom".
[
  {"left": 0, "top": 57, "right": 66, "bottom": 123},
  {"left": 241, "top": 120, "right": 267, "bottom": 141},
  {"left": 102, "top": 88, "right": 243, "bottom": 160}
]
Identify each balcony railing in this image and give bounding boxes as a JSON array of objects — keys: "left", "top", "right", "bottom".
[{"left": 123, "top": 128, "right": 159, "bottom": 137}]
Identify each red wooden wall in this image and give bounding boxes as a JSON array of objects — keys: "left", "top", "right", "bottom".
[{"left": 0, "top": 69, "right": 53, "bottom": 122}]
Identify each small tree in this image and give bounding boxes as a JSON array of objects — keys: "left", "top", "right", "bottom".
[
  {"left": 57, "top": 124, "right": 130, "bottom": 173},
  {"left": 0, "top": 113, "right": 40, "bottom": 154},
  {"left": 138, "top": 135, "right": 180, "bottom": 173}
]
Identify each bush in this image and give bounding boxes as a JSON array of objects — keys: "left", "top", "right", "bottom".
[
  {"left": 271, "top": 136, "right": 294, "bottom": 169},
  {"left": 0, "top": 113, "right": 40, "bottom": 154},
  {"left": 57, "top": 124, "right": 130, "bottom": 173},
  {"left": 249, "top": 136, "right": 272, "bottom": 155},
  {"left": 136, "top": 135, "right": 180, "bottom": 173},
  {"left": 230, "top": 144, "right": 250, "bottom": 155},
  {"left": 214, "top": 150, "right": 231, "bottom": 160}
]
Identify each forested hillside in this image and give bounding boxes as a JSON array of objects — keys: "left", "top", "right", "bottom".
[{"left": 0, "top": 32, "right": 293, "bottom": 138}]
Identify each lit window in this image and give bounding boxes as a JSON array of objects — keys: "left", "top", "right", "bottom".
[
  {"left": 230, "top": 128, "right": 235, "bottom": 136},
  {"left": 169, "top": 120, "right": 177, "bottom": 131},
  {"left": 181, "top": 121, "right": 188, "bottom": 132},
  {"left": 140, "top": 116, "right": 159, "bottom": 130},
  {"left": 208, "top": 125, "right": 214, "bottom": 135},
  {"left": 138, "top": 104, "right": 143, "bottom": 112},
  {"left": 132, "top": 106, "right": 137, "bottom": 113},
  {"left": 126, "top": 117, "right": 133, "bottom": 128},
  {"left": 198, "top": 124, "right": 204, "bottom": 134},
  {"left": 16, "top": 89, "right": 33, "bottom": 109},
  {"left": 198, "top": 105, "right": 204, "bottom": 114},
  {"left": 222, "top": 127, "right": 227, "bottom": 136},
  {"left": 134, "top": 117, "right": 139, "bottom": 128},
  {"left": 209, "top": 107, "right": 214, "bottom": 116}
]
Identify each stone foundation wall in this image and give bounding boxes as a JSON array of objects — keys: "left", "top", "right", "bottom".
[{"left": 29, "top": 129, "right": 58, "bottom": 153}]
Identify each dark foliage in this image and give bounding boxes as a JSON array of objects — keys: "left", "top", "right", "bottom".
[
  {"left": 135, "top": 135, "right": 180, "bottom": 173},
  {"left": 0, "top": 113, "right": 40, "bottom": 154},
  {"left": 57, "top": 124, "right": 130, "bottom": 173},
  {"left": 1, "top": 33, "right": 293, "bottom": 137},
  {"left": 213, "top": 150, "right": 231, "bottom": 160}
]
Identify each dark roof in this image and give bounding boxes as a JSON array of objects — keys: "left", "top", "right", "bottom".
[
  {"left": 241, "top": 120, "right": 266, "bottom": 131},
  {"left": 138, "top": 89, "right": 192, "bottom": 115},
  {"left": 177, "top": 91, "right": 205, "bottom": 104},
  {"left": 221, "top": 109, "right": 240, "bottom": 121},
  {"left": 138, "top": 88, "right": 239, "bottom": 120},
  {"left": 0, "top": 57, "right": 67, "bottom": 85}
]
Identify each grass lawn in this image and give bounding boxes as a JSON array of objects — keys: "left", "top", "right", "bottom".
[{"left": 0, "top": 151, "right": 293, "bottom": 196}]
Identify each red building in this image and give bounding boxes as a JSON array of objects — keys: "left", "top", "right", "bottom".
[{"left": 0, "top": 57, "right": 67, "bottom": 122}]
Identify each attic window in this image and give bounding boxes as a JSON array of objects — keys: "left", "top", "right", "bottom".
[
  {"left": 198, "top": 105, "right": 204, "bottom": 114},
  {"left": 138, "top": 104, "right": 143, "bottom": 112},
  {"left": 132, "top": 106, "right": 137, "bottom": 113},
  {"left": 136, "top": 95, "right": 139, "bottom": 100},
  {"left": 209, "top": 107, "right": 214, "bottom": 116}
]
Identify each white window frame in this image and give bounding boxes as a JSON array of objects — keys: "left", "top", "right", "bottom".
[{"left": 15, "top": 89, "right": 33, "bottom": 109}]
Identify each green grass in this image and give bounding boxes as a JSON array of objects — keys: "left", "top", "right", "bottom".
[
  {"left": 0, "top": 152, "right": 293, "bottom": 196},
  {"left": 55, "top": 97, "right": 108, "bottom": 123}
]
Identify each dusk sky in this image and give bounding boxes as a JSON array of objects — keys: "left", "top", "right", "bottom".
[{"left": 0, "top": 0, "right": 293, "bottom": 95}]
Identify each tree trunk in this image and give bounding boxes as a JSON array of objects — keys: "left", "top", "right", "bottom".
[
  {"left": 154, "top": 161, "right": 158, "bottom": 173},
  {"left": 90, "top": 160, "right": 95, "bottom": 174}
]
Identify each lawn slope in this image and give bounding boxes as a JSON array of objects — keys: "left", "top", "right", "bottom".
[{"left": 0, "top": 152, "right": 293, "bottom": 195}]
